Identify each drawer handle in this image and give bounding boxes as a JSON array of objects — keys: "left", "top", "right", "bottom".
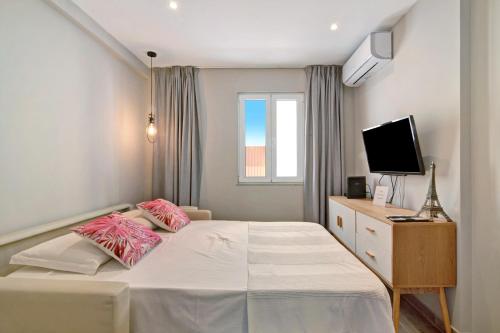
[
  {"left": 336, "top": 216, "right": 343, "bottom": 228},
  {"left": 365, "top": 227, "right": 376, "bottom": 233},
  {"left": 365, "top": 250, "right": 376, "bottom": 258}
]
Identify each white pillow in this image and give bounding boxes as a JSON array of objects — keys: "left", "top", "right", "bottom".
[
  {"left": 122, "top": 209, "right": 157, "bottom": 230},
  {"left": 10, "top": 233, "right": 111, "bottom": 275},
  {"left": 131, "top": 217, "right": 157, "bottom": 230},
  {"left": 122, "top": 209, "right": 142, "bottom": 218}
]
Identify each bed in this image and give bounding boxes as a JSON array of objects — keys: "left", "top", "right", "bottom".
[{"left": 1, "top": 206, "right": 394, "bottom": 333}]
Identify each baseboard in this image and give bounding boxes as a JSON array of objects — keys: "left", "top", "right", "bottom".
[{"left": 402, "top": 295, "right": 463, "bottom": 333}]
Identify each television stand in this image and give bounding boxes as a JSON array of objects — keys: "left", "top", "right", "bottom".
[{"left": 328, "top": 196, "right": 456, "bottom": 333}]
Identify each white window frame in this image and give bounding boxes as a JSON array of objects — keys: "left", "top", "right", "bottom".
[{"left": 238, "top": 93, "right": 305, "bottom": 184}]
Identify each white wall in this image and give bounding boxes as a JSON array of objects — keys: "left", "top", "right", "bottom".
[
  {"left": 343, "top": 87, "right": 356, "bottom": 176},
  {"left": 198, "top": 68, "right": 305, "bottom": 221},
  {"left": 349, "top": 0, "right": 471, "bottom": 331},
  {"left": 471, "top": 0, "right": 500, "bottom": 332},
  {"left": 0, "top": 0, "right": 150, "bottom": 234}
]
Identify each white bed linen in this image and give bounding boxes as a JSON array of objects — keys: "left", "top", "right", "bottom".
[
  {"left": 247, "top": 222, "right": 394, "bottom": 333},
  {"left": 9, "top": 220, "right": 394, "bottom": 333},
  {"left": 9, "top": 221, "right": 248, "bottom": 333}
]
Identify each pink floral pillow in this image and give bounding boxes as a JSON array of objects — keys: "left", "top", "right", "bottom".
[
  {"left": 72, "top": 213, "right": 161, "bottom": 269},
  {"left": 137, "top": 199, "right": 191, "bottom": 232}
]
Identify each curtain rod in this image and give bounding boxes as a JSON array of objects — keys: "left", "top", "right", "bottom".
[{"left": 152, "top": 66, "right": 307, "bottom": 70}]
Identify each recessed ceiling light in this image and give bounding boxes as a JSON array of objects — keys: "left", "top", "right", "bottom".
[
  {"left": 330, "top": 23, "right": 339, "bottom": 31},
  {"left": 169, "top": 1, "right": 178, "bottom": 10}
]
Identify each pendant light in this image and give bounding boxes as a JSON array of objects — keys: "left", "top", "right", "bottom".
[{"left": 146, "top": 51, "right": 157, "bottom": 143}]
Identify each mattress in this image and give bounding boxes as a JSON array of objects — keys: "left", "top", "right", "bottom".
[{"left": 8, "top": 220, "right": 394, "bottom": 333}]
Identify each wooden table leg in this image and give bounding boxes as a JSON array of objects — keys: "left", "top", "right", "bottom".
[
  {"left": 439, "top": 287, "right": 452, "bottom": 333},
  {"left": 393, "top": 288, "right": 400, "bottom": 333}
]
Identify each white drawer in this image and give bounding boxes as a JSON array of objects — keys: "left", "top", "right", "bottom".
[
  {"left": 355, "top": 213, "right": 393, "bottom": 283},
  {"left": 356, "top": 213, "right": 392, "bottom": 253},
  {"left": 328, "top": 200, "right": 356, "bottom": 251}
]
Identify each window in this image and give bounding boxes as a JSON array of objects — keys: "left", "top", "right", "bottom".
[{"left": 238, "top": 93, "right": 304, "bottom": 183}]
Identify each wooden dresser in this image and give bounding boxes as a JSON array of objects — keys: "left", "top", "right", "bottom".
[{"left": 328, "top": 196, "right": 456, "bottom": 333}]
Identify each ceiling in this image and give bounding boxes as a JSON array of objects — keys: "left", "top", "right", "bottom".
[{"left": 72, "top": 0, "right": 417, "bottom": 68}]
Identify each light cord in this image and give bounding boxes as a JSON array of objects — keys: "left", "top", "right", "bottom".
[{"left": 150, "top": 55, "right": 153, "bottom": 120}]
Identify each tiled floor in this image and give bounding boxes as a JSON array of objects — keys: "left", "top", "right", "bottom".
[{"left": 399, "top": 299, "right": 442, "bottom": 333}]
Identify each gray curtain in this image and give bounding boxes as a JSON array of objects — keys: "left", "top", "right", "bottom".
[
  {"left": 152, "top": 66, "right": 201, "bottom": 206},
  {"left": 304, "top": 65, "right": 344, "bottom": 227}
]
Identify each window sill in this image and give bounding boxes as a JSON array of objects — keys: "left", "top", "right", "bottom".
[{"left": 237, "top": 182, "right": 304, "bottom": 186}]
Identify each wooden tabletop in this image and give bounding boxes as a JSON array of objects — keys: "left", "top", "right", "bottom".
[{"left": 329, "top": 196, "right": 451, "bottom": 225}]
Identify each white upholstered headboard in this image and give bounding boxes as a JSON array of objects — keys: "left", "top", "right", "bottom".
[{"left": 0, "top": 203, "right": 133, "bottom": 276}]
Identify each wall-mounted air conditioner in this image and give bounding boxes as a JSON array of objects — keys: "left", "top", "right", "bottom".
[{"left": 342, "top": 31, "right": 393, "bottom": 87}]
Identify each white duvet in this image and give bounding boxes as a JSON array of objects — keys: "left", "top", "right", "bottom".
[{"left": 9, "top": 220, "right": 394, "bottom": 333}]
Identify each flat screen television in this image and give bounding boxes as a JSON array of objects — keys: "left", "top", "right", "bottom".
[{"left": 362, "top": 115, "right": 425, "bottom": 175}]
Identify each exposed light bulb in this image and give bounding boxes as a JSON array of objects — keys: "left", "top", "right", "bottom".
[
  {"left": 330, "top": 23, "right": 339, "bottom": 31},
  {"left": 169, "top": 1, "right": 178, "bottom": 10},
  {"left": 146, "top": 122, "right": 157, "bottom": 143}
]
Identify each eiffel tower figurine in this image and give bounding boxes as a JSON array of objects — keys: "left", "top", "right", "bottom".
[{"left": 415, "top": 162, "right": 453, "bottom": 222}]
